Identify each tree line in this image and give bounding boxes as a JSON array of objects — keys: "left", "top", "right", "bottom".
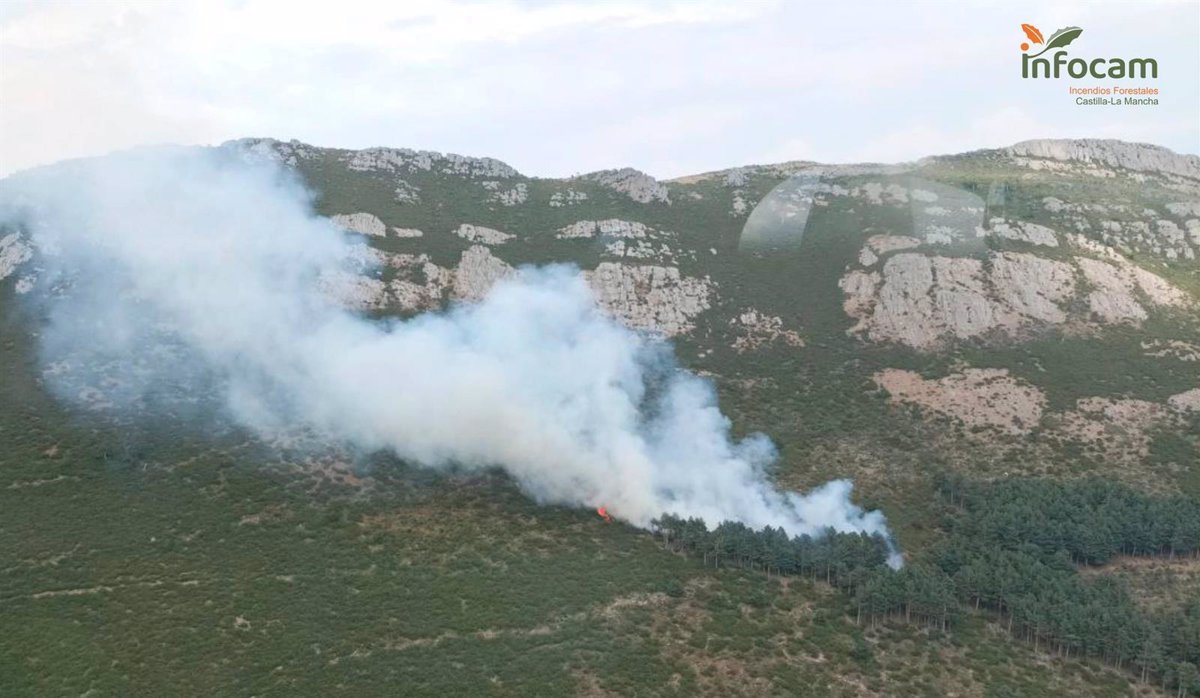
[{"left": 651, "top": 476, "right": 1200, "bottom": 696}]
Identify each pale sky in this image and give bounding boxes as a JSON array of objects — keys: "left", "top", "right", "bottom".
[{"left": 1, "top": 0, "right": 1197, "bottom": 179}]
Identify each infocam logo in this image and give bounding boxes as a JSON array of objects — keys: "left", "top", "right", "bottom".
[{"left": 1019, "top": 24, "right": 1157, "bottom": 79}]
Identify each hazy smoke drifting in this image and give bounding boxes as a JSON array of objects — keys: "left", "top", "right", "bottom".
[{"left": 0, "top": 147, "right": 899, "bottom": 563}]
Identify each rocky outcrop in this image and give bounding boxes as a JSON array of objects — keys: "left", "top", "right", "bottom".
[
  {"left": 842, "top": 228, "right": 1190, "bottom": 349},
  {"left": 845, "top": 254, "right": 990, "bottom": 350},
  {"left": 870, "top": 235, "right": 921, "bottom": 255},
  {"left": 875, "top": 368, "right": 1046, "bottom": 435},
  {"left": 549, "top": 190, "right": 588, "bottom": 207},
  {"left": 857, "top": 236, "right": 921, "bottom": 267},
  {"left": 364, "top": 249, "right": 712, "bottom": 337},
  {"left": 1007, "top": 139, "right": 1200, "bottom": 180},
  {"left": 585, "top": 263, "right": 713, "bottom": 336},
  {"left": 1076, "top": 258, "right": 1147, "bottom": 323},
  {"left": 603, "top": 239, "right": 682, "bottom": 263},
  {"left": 391, "top": 227, "right": 424, "bottom": 238},
  {"left": 332, "top": 212, "right": 387, "bottom": 237},
  {"left": 1142, "top": 340, "right": 1200, "bottom": 362},
  {"left": 557, "top": 219, "right": 651, "bottom": 240},
  {"left": 1043, "top": 198, "right": 1199, "bottom": 262},
  {"left": 1166, "top": 202, "right": 1200, "bottom": 218},
  {"left": 452, "top": 245, "right": 514, "bottom": 301},
  {"left": 988, "top": 218, "right": 1059, "bottom": 247},
  {"left": 317, "top": 270, "right": 389, "bottom": 310},
  {"left": 989, "top": 252, "right": 1076, "bottom": 324},
  {"left": 842, "top": 251, "right": 1079, "bottom": 350},
  {"left": 839, "top": 270, "right": 880, "bottom": 320},
  {"left": 394, "top": 181, "right": 421, "bottom": 204},
  {"left": 454, "top": 224, "right": 514, "bottom": 245},
  {"left": 0, "top": 232, "right": 33, "bottom": 281},
  {"left": 482, "top": 181, "right": 528, "bottom": 206},
  {"left": 222, "top": 138, "right": 321, "bottom": 167},
  {"left": 1168, "top": 388, "right": 1200, "bottom": 413},
  {"left": 858, "top": 182, "right": 911, "bottom": 205},
  {"left": 729, "top": 310, "right": 804, "bottom": 352},
  {"left": 577, "top": 168, "right": 670, "bottom": 204},
  {"left": 1075, "top": 256, "right": 1187, "bottom": 324},
  {"left": 389, "top": 255, "right": 452, "bottom": 311},
  {"left": 557, "top": 220, "right": 685, "bottom": 262},
  {"left": 386, "top": 246, "right": 513, "bottom": 309}
]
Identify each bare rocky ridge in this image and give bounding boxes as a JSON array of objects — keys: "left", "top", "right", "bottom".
[
  {"left": 224, "top": 138, "right": 321, "bottom": 167},
  {"left": 1008, "top": 139, "right": 1200, "bottom": 180},
  {"left": 576, "top": 168, "right": 670, "bottom": 204},
  {"left": 343, "top": 146, "right": 519, "bottom": 179},
  {"left": 9, "top": 137, "right": 1196, "bottom": 356}
]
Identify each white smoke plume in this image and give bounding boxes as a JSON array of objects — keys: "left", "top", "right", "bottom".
[{"left": 0, "top": 147, "right": 899, "bottom": 564}]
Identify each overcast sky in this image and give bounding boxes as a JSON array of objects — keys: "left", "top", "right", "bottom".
[{"left": 2, "top": 0, "right": 1197, "bottom": 179}]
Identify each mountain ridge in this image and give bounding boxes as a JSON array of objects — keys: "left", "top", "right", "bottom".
[{"left": 217, "top": 136, "right": 1200, "bottom": 186}]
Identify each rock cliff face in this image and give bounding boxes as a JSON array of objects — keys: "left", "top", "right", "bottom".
[
  {"left": 1008, "top": 139, "right": 1200, "bottom": 180},
  {"left": 842, "top": 251, "right": 1072, "bottom": 351},
  {"left": 840, "top": 221, "right": 1190, "bottom": 351},
  {"left": 585, "top": 264, "right": 713, "bottom": 336},
  {"left": 326, "top": 248, "right": 712, "bottom": 338},
  {"left": 453, "top": 245, "right": 514, "bottom": 301}
]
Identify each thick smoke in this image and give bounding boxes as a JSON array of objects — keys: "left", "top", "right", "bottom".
[{"left": 0, "top": 147, "right": 899, "bottom": 564}]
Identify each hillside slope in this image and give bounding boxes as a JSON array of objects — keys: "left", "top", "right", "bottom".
[{"left": 1, "top": 138, "right": 1197, "bottom": 696}]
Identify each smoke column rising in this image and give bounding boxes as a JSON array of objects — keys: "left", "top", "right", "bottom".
[{"left": 0, "top": 147, "right": 899, "bottom": 565}]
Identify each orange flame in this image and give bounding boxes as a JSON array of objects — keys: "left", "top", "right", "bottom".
[{"left": 596, "top": 506, "right": 613, "bottom": 523}]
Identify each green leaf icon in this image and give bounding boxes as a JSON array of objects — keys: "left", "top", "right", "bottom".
[{"left": 1031, "top": 26, "right": 1083, "bottom": 57}]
